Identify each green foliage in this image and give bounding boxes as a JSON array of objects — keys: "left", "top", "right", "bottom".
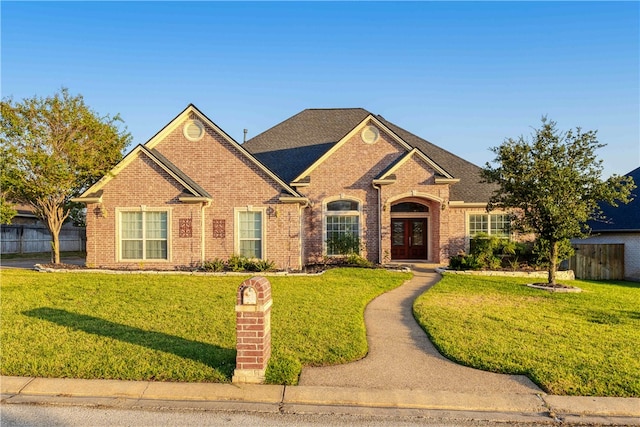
[
  {"left": 326, "top": 233, "right": 360, "bottom": 255},
  {"left": 1, "top": 88, "right": 131, "bottom": 263},
  {"left": 198, "top": 255, "right": 275, "bottom": 272},
  {"left": 0, "top": 197, "right": 17, "bottom": 224},
  {"left": 482, "top": 117, "right": 636, "bottom": 283},
  {"left": 448, "top": 254, "right": 481, "bottom": 270},
  {"left": 201, "top": 258, "right": 226, "bottom": 272},
  {"left": 532, "top": 238, "right": 574, "bottom": 267},
  {"left": 247, "top": 258, "right": 276, "bottom": 272},
  {"left": 227, "top": 254, "right": 249, "bottom": 272},
  {"left": 345, "top": 253, "right": 373, "bottom": 268},
  {"left": 414, "top": 274, "right": 640, "bottom": 397}
]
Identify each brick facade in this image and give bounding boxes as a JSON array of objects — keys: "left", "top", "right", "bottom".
[{"left": 78, "top": 105, "right": 496, "bottom": 270}]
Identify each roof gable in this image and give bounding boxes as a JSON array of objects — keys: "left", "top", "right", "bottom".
[
  {"left": 76, "top": 105, "right": 303, "bottom": 202},
  {"left": 376, "top": 148, "right": 458, "bottom": 182},
  {"left": 74, "top": 145, "right": 211, "bottom": 202}
]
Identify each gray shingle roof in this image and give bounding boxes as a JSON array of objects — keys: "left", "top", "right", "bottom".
[
  {"left": 144, "top": 146, "right": 212, "bottom": 198},
  {"left": 588, "top": 167, "right": 640, "bottom": 232},
  {"left": 243, "top": 108, "right": 496, "bottom": 203}
]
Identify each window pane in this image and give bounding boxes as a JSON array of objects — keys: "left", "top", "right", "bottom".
[
  {"left": 146, "top": 240, "right": 168, "bottom": 259},
  {"left": 469, "top": 214, "right": 488, "bottom": 235},
  {"left": 391, "top": 202, "right": 428, "bottom": 213},
  {"left": 145, "top": 212, "right": 167, "bottom": 239},
  {"left": 491, "top": 214, "right": 510, "bottom": 238},
  {"left": 238, "top": 211, "right": 262, "bottom": 258},
  {"left": 327, "top": 200, "right": 359, "bottom": 211},
  {"left": 122, "top": 240, "right": 143, "bottom": 259},
  {"left": 239, "top": 212, "right": 261, "bottom": 239},
  {"left": 412, "top": 221, "right": 424, "bottom": 245},
  {"left": 239, "top": 240, "right": 261, "bottom": 259},
  {"left": 392, "top": 221, "right": 405, "bottom": 246},
  {"left": 121, "top": 212, "right": 142, "bottom": 239},
  {"left": 326, "top": 215, "right": 359, "bottom": 255}
]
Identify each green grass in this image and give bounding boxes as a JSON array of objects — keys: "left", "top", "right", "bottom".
[
  {"left": 413, "top": 274, "right": 640, "bottom": 397},
  {"left": 0, "top": 268, "right": 410, "bottom": 384}
]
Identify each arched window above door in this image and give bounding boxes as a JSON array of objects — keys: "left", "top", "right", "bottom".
[{"left": 391, "top": 202, "right": 429, "bottom": 213}]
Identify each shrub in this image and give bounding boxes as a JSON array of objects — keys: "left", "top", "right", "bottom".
[
  {"left": 201, "top": 258, "right": 225, "bottom": 272},
  {"left": 227, "top": 254, "right": 249, "bottom": 272},
  {"left": 326, "top": 233, "right": 360, "bottom": 256},
  {"left": 345, "top": 253, "right": 373, "bottom": 268},
  {"left": 247, "top": 259, "right": 275, "bottom": 272},
  {"left": 449, "top": 253, "right": 481, "bottom": 270}
]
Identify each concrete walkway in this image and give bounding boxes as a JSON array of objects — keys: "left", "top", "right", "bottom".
[{"left": 299, "top": 264, "right": 540, "bottom": 394}]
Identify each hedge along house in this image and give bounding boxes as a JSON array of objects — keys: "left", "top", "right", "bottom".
[{"left": 74, "top": 105, "right": 505, "bottom": 270}]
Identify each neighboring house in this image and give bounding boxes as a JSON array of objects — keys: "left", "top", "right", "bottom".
[
  {"left": 572, "top": 166, "right": 640, "bottom": 281},
  {"left": 73, "top": 105, "right": 505, "bottom": 270}
]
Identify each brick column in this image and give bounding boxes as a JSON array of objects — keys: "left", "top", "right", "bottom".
[{"left": 232, "top": 276, "right": 272, "bottom": 384}]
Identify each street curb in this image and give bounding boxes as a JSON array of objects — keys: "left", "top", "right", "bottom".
[{"left": 2, "top": 376, "right": 639, "bottom": 425}]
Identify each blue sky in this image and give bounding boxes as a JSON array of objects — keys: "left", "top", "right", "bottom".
[{"left": 2, "top": 1, "right": 639, "bottom": 178}]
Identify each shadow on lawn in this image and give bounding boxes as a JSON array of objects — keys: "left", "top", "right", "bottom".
[{"left": 23, "top": 307, "right": 236, "bottom": 378}]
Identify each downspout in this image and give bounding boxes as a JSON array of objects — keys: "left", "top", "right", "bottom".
[
  {"left": 373, "top": 183, "right": 383, "bottom": 264},
  {"left": 201, "top": 201, "right": 210, "bottom": 263},
  {"left": 299, "top": 203, "right": 304, "bottom": 270}
]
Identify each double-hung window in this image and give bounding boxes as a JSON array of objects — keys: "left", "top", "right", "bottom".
[
  {"left": 236, "top": 209, "right": 264, "bottom": 259},
  {"left": 120, "top": 211, "right": 168, "bottom": 260},
  {"left": 468, "top": 213, "right": 510, "bottom": 238},
  {"left": 325, "top": 199, "right": 360, "bottom": 256}
]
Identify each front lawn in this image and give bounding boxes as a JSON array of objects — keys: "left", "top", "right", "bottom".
[
  {"left": 0, "top": 268, "right": 410, "bottom": 384},
  {"left": 413, "top": 274, "right": 640, "bottom": 397}
]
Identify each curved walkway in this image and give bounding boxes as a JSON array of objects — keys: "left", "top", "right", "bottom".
[{"left": 299, "top": 264, "right": 542, "bottom": 394}]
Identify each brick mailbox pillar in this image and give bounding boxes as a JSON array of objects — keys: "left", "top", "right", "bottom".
[{"left": 232, "top": 276, "right": 272, "bottom": 384}]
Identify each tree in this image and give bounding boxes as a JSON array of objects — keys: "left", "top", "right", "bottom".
[
  {"left": 481, "top": 117, "right": 635, "bottom": 285},
  {"left": 1, "top": 88, "right": 131, "bottom": 263}
]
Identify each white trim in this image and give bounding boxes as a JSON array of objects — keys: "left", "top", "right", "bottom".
[
  {"left": 377, "top": 148, "right": 455, "bottom": 181},
  {"left": 387, "top": 192, "right": 444, "bottom": 206},
  {"left": 234, "top": 206, "right": 267, "bottom": 259},
  {"left": 449, "top": 201, "right": 488, "bottom": 208},
  {"left": 116, "top": 207, "right": 172, "bottom": 262}
]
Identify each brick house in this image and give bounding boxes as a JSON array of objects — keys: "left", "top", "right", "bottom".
[{"left": 74, "top": 105, "right": 507, "bottom": 270}]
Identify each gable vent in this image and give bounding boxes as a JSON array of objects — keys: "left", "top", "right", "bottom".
[
  {"left": 361, "top": 125, "right": 380, "bottom": 144},
  {"left": 184, "top": 120, "right": 205, "bottom": 141}
]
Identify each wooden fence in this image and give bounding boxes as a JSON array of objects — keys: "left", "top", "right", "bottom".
[
  {"left": 568, "top": 244, "right": 625, "bottom": 280},
  {"left": 1, "top": 224, "right": 86, "bottom": 254}
]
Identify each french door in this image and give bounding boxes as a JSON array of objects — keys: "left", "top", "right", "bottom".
[{"left": 391, "top": 219, "right": 428, "bottom": 260}]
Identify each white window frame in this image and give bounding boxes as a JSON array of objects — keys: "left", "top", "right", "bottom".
[
  {"left": 323, "top": 197, "right": 362, "bottom": 257},
  {"left": 467, "top": 212, "right": 511, "bottom": 239},
  {"left": 234, "top": 206, "right": 266, "bottom": 259},
  {"left": 116, "top": 207, "right": 171, "bottom": 262}
]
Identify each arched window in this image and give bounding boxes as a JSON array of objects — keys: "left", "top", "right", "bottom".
[
  {"left": 325, "top": 199, "right": 360, "bottom": 256},
  {"left": 391, "top": 202, "right": 429, "bottom": 213}
]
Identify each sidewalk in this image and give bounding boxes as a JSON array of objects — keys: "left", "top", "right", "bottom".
[{"left": 2, "top": 376, "right": 639, "bottom": 425}]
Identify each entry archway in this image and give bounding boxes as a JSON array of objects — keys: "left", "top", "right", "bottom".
[{"left": 390, "top": 201, "right": 429, "bottom": 260}]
